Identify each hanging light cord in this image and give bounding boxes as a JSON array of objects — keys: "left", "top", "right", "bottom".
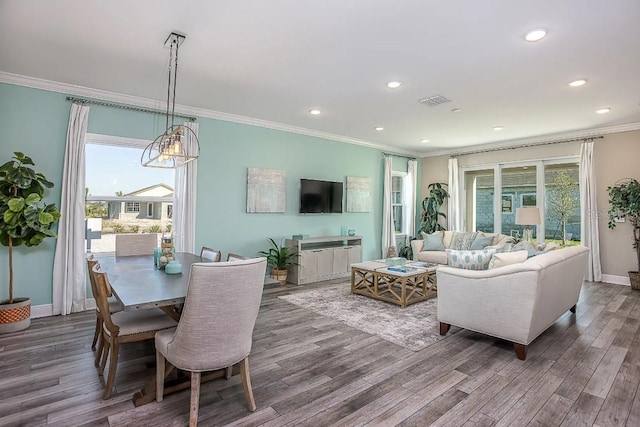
[{"left": 171, "top": 36, "right": 179, "bottom": 129}]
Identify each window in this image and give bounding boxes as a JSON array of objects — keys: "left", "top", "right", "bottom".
[
  {"left": 521, "top": 193, "right": 537, "bottom": 207},
  {"left": 126, "top": 202, "right": 140, "bottom": 213},
  {"left": 501, "top": 195, "right": 513, "bottom": 213},
  {"left": 392, "top": 174, "right": 404, "bottom": 234},
  {"left": 167, "top": 204, "right": 173, "bottom": 219},
  {"left": 147, "top": 203, "right": 154, "bottom": 217}
]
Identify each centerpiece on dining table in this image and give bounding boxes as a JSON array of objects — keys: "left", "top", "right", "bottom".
[{"left": 156, "top": 237, "right": 175, "bottom": 270}]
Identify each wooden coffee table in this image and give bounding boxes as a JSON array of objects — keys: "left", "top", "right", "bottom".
[{"left": 351, "top": 261, "right": 438, "bottom": 308}]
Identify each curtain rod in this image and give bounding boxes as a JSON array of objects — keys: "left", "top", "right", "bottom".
[
  {"left": 66, "top": 97, "right": 197, "bottom": 122},
  {"left": 382, "top": 152, "right": 417, "bottom": 160},
  {"left": 450, "top": 136, "right": 603, "bottom": 157}
]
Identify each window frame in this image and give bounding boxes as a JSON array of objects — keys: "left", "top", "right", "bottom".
[
  {"left": 391, "top": 172, "right": 407, "bottom": 236},
  {"left": 125, "top": 201, "right": 140, "bottom": 213}
]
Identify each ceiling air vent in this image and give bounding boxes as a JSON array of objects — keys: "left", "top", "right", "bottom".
[{"left": 418, "top": 95, "right": 451, "bottom": 107}]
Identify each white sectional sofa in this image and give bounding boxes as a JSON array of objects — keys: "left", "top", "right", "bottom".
[
  {"left": 436, "top": 245, "right": 589, "bottom": 360},
  {"left": 411, "top": 231, "right": 514, "bottom": 265}
]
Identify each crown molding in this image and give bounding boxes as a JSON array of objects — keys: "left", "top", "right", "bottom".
[
  {"left": 421, "top": 122, "right": 640, "bottom": 158},
  {"left": 0, "top": 71, "right": 422, "bottom": 158}
]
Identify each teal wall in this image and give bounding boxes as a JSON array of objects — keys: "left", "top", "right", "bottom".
[{"left": 0, "top": 82, "right": 420, "bottom": 306}]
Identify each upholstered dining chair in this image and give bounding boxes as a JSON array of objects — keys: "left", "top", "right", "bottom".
[
  {"left": 226, "top": 253, "right": 247, "bottom": 262},
  {"left": 92, "top": 265, "right": 178, "bottom": 399},
  {"left": 200, "top": 246, "right": 222, "bottom": 262},
  {"left": 115, "top": 233, "right": 158, "bottom": 257},
  {"left": 155, "top": 257, "right": 267, "bottom": 426},
  {"left": 86, "top": 255, "right": 123, "bottom": 368}
]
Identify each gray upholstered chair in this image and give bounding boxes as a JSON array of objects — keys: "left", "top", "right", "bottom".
[
  {"left": 92, "top": 265, "right": 178, "bottom": 399},
  {"left": 155, "top": 257, "right": 267, "bottom": 426},
  {"left": 115, "top": 233, "right": 158, "bottom": 256},
  {"left": 200, "top": 246, "right": 222, "bottom": 262},
  {"left": 86, "top": 255, "right": 123, "bottom": 368}
]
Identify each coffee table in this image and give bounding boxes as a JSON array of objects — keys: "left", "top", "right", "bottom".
[{"left": 351, "top": 261, "right": 438, "bottom": 308}]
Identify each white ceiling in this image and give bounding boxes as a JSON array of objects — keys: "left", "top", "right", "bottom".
[{"left": 2, "top": 0, "right": 639, "bottom": 156}]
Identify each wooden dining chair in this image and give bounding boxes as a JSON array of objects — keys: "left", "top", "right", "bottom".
[
  {"left": 200, "top": 246, "right": 221, "bottom": 262},
  {"left": 86, "top": 255, "right": 123, "bottom": 368},
  {"left": 155, "top": 257, "right": 267, "bottom": 426},
  {"left": 92, "top": 265, "right": 178, "bottom": 399},
  {"left": 115, "top": 233, "right": 158, "bottom": 256},
  {"left": 226, "top": 253, "right": 247, "bottom": 262}
]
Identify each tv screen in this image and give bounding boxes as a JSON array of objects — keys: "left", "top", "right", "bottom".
[{"left": 300, "top": 179, "right": 343, "bottom": 213}]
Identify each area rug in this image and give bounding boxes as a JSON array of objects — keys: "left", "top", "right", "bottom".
[{"left": 279, "top": 283, "right": 447, "bottom": 351}]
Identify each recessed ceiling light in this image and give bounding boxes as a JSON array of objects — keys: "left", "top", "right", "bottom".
[
  {"left": 375, "top": 127, "right": 384, "bottom": 131},
  {"left": 451, "top": 108, "right": 461, "bottom": 113},
  {"left": 309, "top": 109, "right": 321, "bottom": 115},
  {"left": 524, "top": 28, "right": 547, "bottom": 42},
  {"left": 421, "top": 139, "right": 430, "bottom": 143},
  {"left": 387, "top": 81, "right": 402, "bottom": 89},
  {"left": 493, "top": 126, "right": 504, "bottom": 131},
  {"left": 568, "top": 79, "right": 587, "bottom": 87},
  {"left": 596, "top": 108, "right": 611, "bottom": 114}
]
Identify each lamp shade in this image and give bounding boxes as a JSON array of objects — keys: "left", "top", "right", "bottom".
[{"left": 515, "top": 207, "right": 541, "bottom": 225}]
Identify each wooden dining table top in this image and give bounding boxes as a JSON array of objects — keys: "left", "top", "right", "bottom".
[{"left": 96, "top": 252, "right": 202, "bottom": 311}]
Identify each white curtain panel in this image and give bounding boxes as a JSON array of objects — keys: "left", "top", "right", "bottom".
[
  {"left": 579, "top": 140, "right": 602, "bottom": 281},
  {"left": 404, "top": 160, "right": 418, "bottom": 237},
  {"left": 448, "top": 157, "right": 463, "bottom": 231},
  {"left": 173, "top": 122, "right": 199, "bottom": 254},
  {"left": 382, "top": 155, "right": 397, "bottom": 257},
  {"left": 52, "top": 103, "right": 89, "bottom": 315}
]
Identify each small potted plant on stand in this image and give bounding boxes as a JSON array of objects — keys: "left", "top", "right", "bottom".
[
  {"left": 258, "top": 238, "right": 298, "bottom": 286},
  {"left": 607, "top": 178, "right": 640, "bottom": 290},
  {"left": 0, "top": 152, "right": 61, "bottom": 333}
]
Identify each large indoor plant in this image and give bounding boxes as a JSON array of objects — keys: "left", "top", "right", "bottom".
[
  {"left": 258, "top": 238, "right": 298, "bottom": 286},
  {"left": 419, "top": 182, "right": 449, "bottom": 234},
  {"left": 607, "top": 178, "right": 640, "bottom": 290},
  {"left": 0, "top": 152, "right": 61, "bottom": 333}
]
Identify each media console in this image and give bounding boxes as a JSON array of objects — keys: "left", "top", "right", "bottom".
[{"left": 285, "top": 236, "right": 363, "bottom": 285}]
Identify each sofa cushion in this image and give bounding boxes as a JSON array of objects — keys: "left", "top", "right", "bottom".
[
  {"left": 488, "top": 250, "right": 529, "bottom": 269},
  {"left": 420, "top": 231, "right": 445, "bottom": 251},
  {"left": 449, "top": 232, "right": 479, "bottom": 250},
  {"left": 446, "top": 248, "right": 496, "bottom": 270},
  {"left": 470, "top": 234, "right": 493, "bottom": 250},
  {"left": 416, "top": 250, "right": 448, "bottom": 265}
]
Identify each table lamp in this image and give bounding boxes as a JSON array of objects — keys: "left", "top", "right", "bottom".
[{"left": 515, "top": 207, "right": 540, "bottom": 242}]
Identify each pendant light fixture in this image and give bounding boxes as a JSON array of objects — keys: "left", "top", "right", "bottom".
[{"left": 142, "top": 32, "right": 199, "bottom": 168}]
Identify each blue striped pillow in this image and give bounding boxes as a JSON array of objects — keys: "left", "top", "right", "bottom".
[{"left": 445, "top": 248, "right": 497, "bottom": 270}]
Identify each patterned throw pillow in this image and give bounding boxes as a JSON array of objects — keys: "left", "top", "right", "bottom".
[
  {"left": 420, "top": 231, "right": 445, "bottom": 251},
  {"left": 446, "top": 248, "right": 496, "bottom": 270},
  {"left": 449, "top": 232, "right": 479, "bottom": 250}
]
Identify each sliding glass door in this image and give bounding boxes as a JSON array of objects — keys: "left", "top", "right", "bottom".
[
  {"left": 501, "top": 165, "right": 538, "bottom": 240},
  {"left": 464, "top": 168, "right": 495, "bottom": 233}
]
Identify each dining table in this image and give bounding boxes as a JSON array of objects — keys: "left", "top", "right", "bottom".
[{"left": 95, "top": 251, "right": 277, "bottom": 406}]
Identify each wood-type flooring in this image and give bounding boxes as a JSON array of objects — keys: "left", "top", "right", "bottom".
[{"left": 1, "top": 280, "right": 640, "bottom": 426}]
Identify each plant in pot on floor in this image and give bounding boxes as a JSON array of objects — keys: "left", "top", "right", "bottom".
[
  {"left": 607, "top": 178, "right": 640, "bottom": 290},
  {"left": 0, "top": 152, "right": 61, "bottom": 333},
  {"left": 258, "top": 238, "right": 298, "bottom": 286}
]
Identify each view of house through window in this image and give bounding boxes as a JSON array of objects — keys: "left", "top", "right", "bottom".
[
  {"left": 85, "top": 141, "right": 174, "bottom": 253},
  {"left": 463, "top": 160, "right": 580, "bottom": 244}
]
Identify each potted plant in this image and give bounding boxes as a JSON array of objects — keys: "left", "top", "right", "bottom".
[
  {"left": 0, "top": 152, "right": 61, "bottom": 333},
  {"left": 607, "top": 178, "right": 640, "bottom": 290},
  {"left": 419, "top": 182, "right": 449, "bottom": 234},
  {"left": 258, "top": 238, "right": 298, "bottom": 286}
]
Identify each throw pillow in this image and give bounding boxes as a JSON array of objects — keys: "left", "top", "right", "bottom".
[
  {"left": 470, "top": 235, "right": 493, "bottom": 250},
  {"left": 512, "top": 241, "right": 538, "bottom": 258},
  {"left": 488, "top": 250, "right": 529, "bottom": 269},
  {"left": 446, "top": 248, "right": 496, "bottom": 270},
  {"left": 449, "top": 232, "right": 479, "bottom": 250},
  {"left": 543, "top": 242, "right": 561, "bottom": 252},
  {"left": 420, "top": 231, "right": 445, "bottom": 251}
]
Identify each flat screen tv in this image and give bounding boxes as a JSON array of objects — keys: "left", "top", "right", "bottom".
[{"left": 299, "top": 179, "right": 343, "bottom": 214}]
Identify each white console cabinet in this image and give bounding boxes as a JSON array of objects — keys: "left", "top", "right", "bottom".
[{"left": 286, "top": 236, "right": 363, "bottom": 285}]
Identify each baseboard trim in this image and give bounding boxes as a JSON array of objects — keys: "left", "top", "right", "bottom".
[
  {"left": 31, "top": 304, "right": 53, "bottom": 319},
  {"left": 601, "top": 274, "right": 631, "bottom": 286}
]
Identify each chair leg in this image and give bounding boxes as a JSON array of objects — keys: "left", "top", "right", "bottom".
[
  {"left": 99, "top": 340, "right": 110, "bottom": 376},
  {"left": 189, "top": 371, "right": 201, "bottom": 427},
  {"left": 513, "top": 343, "right": 527, "bottom": 360},
  {"left": 239, "top": 357, "right": 256, "bottom": 412},
  {"left": 91, "top": 316, "right": 100, "bottom": 350},
  {"left": 94, "top": 331, "right": 104, "bottom": 368},
  {"left": 156, "top": 351, "right": 166, "bottom": 402},
  {"left": 103, "top": 342, "right": 119, "bottom": 400},
  {"left": 225, "top": 366, "right": 232, "bottom": 379}
]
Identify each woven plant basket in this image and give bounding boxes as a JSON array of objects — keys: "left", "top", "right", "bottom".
[
  {"left": 0, "top": 297, "right": 31, "bottom": 334},
  {"left": 271, "top": 268, "right": 288, "bottom": 286},
  {"left": 629, "top": 272, "right": 640, "bottom": 291}
]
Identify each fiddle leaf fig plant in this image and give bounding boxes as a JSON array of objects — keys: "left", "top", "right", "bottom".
[
  {"left": 0, "top": 152, "right": 61, "bottom": 304},
  {"left": 419, "top": 182, "right": 449, "bottom": 235}
]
